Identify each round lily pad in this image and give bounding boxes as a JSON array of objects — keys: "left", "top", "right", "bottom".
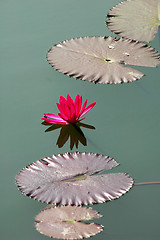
[
  {"left": 107, "top": 0, "right": 160, "bottom": 42},
  {"left": 47, "top": 36, "right": 160, "bottom": 84},
  {"left": 35, "top": 206, "right": 103, "bottom": 239},
  {"left": 16, "top": 152, "right": 133, "bottom": 205}
]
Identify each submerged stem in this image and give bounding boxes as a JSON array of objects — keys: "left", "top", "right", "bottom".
[{"left": 134, "top": 181, "right": 160, "bottom": 186}]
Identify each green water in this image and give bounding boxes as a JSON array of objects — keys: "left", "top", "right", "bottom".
[{"left": 1, "top": 0, "right": 160, "bottom": 239}]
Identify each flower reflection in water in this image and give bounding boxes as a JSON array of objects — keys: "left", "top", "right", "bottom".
[{"left": 42, "top": 121, "right": 95, "bottom": 150}]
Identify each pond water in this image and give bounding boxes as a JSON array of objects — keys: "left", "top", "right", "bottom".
[{"left": 1, "top": 0, "right": 160, "bottom": 239}]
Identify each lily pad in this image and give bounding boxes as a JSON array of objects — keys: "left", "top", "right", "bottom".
[
  {"left": 35, "top": 206, "right": 103, "bottom": 239},
  {"left": 47, "top": 36, "right": 160, "bottom": 84},
  {"left": 106, "top": 0, "right": 160, "bottom": 42},
  {"left": 16, "top": 152, "right": 133, "bottom": 205}
]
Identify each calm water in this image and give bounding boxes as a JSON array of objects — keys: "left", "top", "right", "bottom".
[{"left": 1, "top": 0, "right": 160, "bottom": 239}]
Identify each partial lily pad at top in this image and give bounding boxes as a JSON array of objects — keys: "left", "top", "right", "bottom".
[
  {"left": 16, "top": 152, "right": 133, "bottom": 205},
  {"left": 106, "top": 0, "right": 160, "bottom": 42},
  {"left": 35, "top": 206, "right": 103, "bottom": 239},
  {"left": 47, "top": 36, "right": 160, "bottom": 84}
]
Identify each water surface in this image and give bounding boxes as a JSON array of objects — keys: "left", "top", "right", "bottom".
[{"left": 1, "top": 0, "right": 160, "bottom": 239}]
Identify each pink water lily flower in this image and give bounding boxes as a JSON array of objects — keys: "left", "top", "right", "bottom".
[{"left": 42, "top": 94, "right": 96, "bottom": 125}]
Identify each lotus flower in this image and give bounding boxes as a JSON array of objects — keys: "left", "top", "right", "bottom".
[{"left": 42, "top": 94, "right": 96, "bottom": 125}]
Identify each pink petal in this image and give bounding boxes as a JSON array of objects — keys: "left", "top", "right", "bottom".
[
  {"left": 63, "top": 102, "right": 72, "bottom": 120},
  {"left": 74, "top": 95, "right": 82, "bottom": 117},
  {"left": 66, "top": 94, "right": 73, "bottom": 105},
  {"left": 59, "top": 96, "right": 69, "bottom": 113},
  {"left": 53, "top": 121, "right": 68, "bottom": 125},
  {"left": 79, "top": 99, "right": 87, "bottom": 117},
  {"left": 44, "top": 113, "right": 63, "bottom": 120},
  {"left": 58, "top": 96, "right": 70, "bottom": 119},
  {"left": 58, "top": 96, "right": 72, "bottom": 120},
  {"left": 42, "top": 117, "right": 68, "bottom": 125},
  {"left": 80, "top": 102, "right": 96, "bottom": 117},
  {"left": 58, "top": 113, "right": 70, "bottom": 122},
  {"left": 57, "top": 103, "right": 69, "bottom": 121},
  {"left": 78, "top": 117, "right": 86, "bottom": 122},
  {"left": 57, "top": 102, "right": 66, "bottom": 116},
  {"left": 59, "top": 95, "right": 67, "bottom": 104},
  {"left": 66, "top": 94, "right": 77, "bottom": 122}
]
